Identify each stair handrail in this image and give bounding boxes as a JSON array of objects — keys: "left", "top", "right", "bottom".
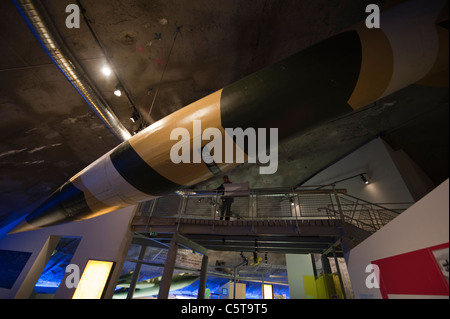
[{"left": 337, "top": 192, "right": 413, "bottom": 215}]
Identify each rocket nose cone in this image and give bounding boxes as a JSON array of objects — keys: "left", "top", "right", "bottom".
[{"left": 8, "top": 219, "right": 38, "bottom": 234}]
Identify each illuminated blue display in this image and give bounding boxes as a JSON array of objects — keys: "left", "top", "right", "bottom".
[
  {"left": 172, "top": 278, "right": 290, "bottom": 299},
  {"left": 33, "top": 237, "right": 81, "bottom": 295}
]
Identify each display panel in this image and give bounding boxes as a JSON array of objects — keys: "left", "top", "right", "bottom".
[
  {"left": 263, "top": 284, "right": 273, "bottom": 299},
  {"left": 72, "top": 260, "right": 114, "bottom": 299},
  {"left": 0, "top": 249, "right": 32, "bottom": 289}
]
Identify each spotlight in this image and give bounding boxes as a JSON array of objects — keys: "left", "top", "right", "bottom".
[
  {"left": 289, "top": 198, "right": 295, "bottom": 206},
  {"left": 101, "top": 65, "right": 112, "bottom": 76},
  {"left": 130, "top": 111, "right": 140, "bottom": 123},
  {"left": 360, "top": 174, "right": 369, "bottom": 185}
]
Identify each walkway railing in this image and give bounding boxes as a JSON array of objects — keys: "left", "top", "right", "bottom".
[{"left": 134, "top": 186, "right": 413, "bottom": 235}]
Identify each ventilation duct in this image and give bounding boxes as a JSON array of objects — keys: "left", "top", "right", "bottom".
[{"left": 13, "top": 0, "right": 132, "bottom": 142}]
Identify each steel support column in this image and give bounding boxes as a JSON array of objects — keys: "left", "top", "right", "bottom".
[
  {"left": 157, "top": 239, "right": 178, "bottom": 299},
  {"left": 198, "top": 255, "right": 209, "bottom": 299},
  {"left": 332, "top": 247, "right": 347, "bottom": 299},
  {"left": 126, "top": 246, "right": 147, "bottom": 299}
]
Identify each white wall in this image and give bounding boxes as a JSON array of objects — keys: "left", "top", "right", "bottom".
[
  {"left": 0, "top": 206, "right": 135, "bottom": 299},
  {"left": 346, "top": 179, "right": 449, "bottom": 298},
  {"left": 286, "top": 254, "right": 314, "bottom": 299},
  {"left": 303, "top": 138, "right": 414, "bottom": 204}
]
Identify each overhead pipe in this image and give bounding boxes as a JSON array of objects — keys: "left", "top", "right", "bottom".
[
  {"left": 12, "top": 0, "right": 132, "bottom": 142},
  {"left": 9, "top": 0, "right": 448, "bottom": 233}
]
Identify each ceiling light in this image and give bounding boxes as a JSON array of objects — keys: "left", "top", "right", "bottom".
[
  {"left": 114, "top": 85, "right": 122, "bottom": 97},
  {"left": 101, "top": 65, "right": 112, "bottom": 76}
]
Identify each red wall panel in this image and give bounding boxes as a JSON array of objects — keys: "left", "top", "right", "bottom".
[{"left": 372, "top": 243, "right": 449, "bottom": 299}]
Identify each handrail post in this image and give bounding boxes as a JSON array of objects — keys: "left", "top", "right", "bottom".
[
  {"left": 332, "top": 185, "right": 345, "bottom": 223},
  {"left": 247, "top": 190, "right": 251, "bottom": 221},
  {"left": 292, "top": 188, "right": 300, "bottom": 234},
  {"left": 351, "top": 199, "right": 358, "bottom": 223},
  {"left": 213, "top": 191, "right": 218, "bottom": 231},
  {"left": 176, "top": 194, "right": 186, "bottom": 232},
  {"left": 252, "top": 190, "right": 256, "bottom": 233},
  {"left": 365, "top": 204, "right": 377, "bottom": 231},
  {"left": 146, "top": 198, "right": 157, "bottom": 233}
]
